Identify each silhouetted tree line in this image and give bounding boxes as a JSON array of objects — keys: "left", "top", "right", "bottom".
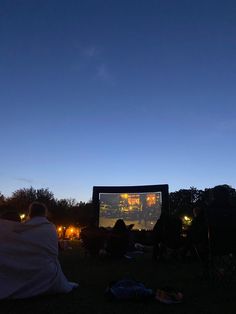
[
  {"left": 0, "top": 187, "right": 94, "bottom": 226},
  {"left": 169, "top": 185, "right": 236, "bottom": 217},
  {"left": 0, "top": 185, "right": 235, "bottom": 226}
]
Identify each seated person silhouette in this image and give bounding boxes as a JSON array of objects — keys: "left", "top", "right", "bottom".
[
  {"left": 183, "top": 204, "right": 209, "bottom": 270},
  {"left": 106, "top": 219, "right": 129, "bottom": 258},
  {"left": 0, "top": 202, "right": 78, "bottom": 299},
  {"left": 207, "top": 186, "right": 235, "bottom": 255},
  {"left": 80, "top": 219, "right": 107, "bottom": 256},
  {"left": 205, "top": 186, "right": 236, "bottom": 278},
  {"left": 152, "top": 213, "right": 183, "bottom": 261}
]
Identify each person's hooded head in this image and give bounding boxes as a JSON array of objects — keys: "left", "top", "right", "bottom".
[{"left": 28, "top": 202, "right": 48, "bottom": 219}]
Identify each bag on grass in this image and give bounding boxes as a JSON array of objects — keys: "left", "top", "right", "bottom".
[{"left": 106, "top": 279, "right": 154, "bottom": 301}]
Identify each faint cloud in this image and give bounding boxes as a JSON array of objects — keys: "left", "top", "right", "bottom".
[
  {"left": 73, "top": 41, "right": 100, "bottom": 58},
  {"left": 72, "top": 43, "right": 115, "bottom": 83},
  {"left": 96, "top": 64, "right": 114, "bottom": 84},
  {"left": 83, "top": 46, "right": 99, "bottom": 58},
  {"left": 15, "top": 177, "right": 34, "bottom": 184},
  {"left": 71, "top": 44, "right": 100, "bottom": 72}
]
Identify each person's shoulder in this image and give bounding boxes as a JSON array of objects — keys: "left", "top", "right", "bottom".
[
  {"left": 25, "top": 216, "right": 46, "bottom": 223},
  {"left": 25, "top": 217, "right": 55, "bottom": 229}
]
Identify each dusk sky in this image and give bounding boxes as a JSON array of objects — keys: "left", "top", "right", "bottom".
[{"left": 1, "top": 0, "right": 236, "bottom": 202}]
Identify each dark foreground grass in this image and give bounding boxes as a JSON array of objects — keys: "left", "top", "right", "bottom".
[{"left": 1, "top": 241, "right": 235, "bottom": 314}]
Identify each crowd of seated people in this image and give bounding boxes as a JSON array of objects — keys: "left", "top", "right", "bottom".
[
  {"left": 152, "top": 196, "right": 234, "bottom": 277},
  {"left": 80, "top": 219, "right": 132, "bottom": 258},
  {"left": 152, "top": 203, "right": 211, "bottom": 264},
  {"left": 80, "top": 211, "right": 208, "bottom": 262},
  {"left": 1, "top": 187, "right": 234, "bottom": 300}
]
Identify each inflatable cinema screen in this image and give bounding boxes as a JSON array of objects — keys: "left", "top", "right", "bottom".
[{"left": 92, "top": 185, "right": 169, "bottom": 230}]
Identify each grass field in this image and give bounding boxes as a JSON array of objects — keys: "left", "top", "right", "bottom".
[{"left": 1, "top": 241, "right": 235, "bottom": 314}]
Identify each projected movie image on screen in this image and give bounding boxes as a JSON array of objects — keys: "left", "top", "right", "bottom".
[{"left": 99, "top": 192, "right": 162, "bottom": 230}]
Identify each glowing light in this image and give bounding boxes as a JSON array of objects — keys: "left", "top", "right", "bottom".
[
  {"left": 58, "top": 227, "right": 62, "bottom": 232},
  {"left": 184, "top": 216, "right": 190, "bottom": 221},
  {"left": 64, "top": 226, "right": 81, "bottom": 239},
  {"left": 20, "top": 214, "right": 25, "bottom": 220},
  {"left": 182, "top": 215, "right": 193, "bottom": 226}
]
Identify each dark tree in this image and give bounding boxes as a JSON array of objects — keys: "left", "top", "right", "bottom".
[{"left": 169, "top": 187, "right": 204, "bottom": 217}]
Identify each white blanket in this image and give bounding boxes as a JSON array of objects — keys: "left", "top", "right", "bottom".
[{"left": 0, "top": 217, "right": 78, "bottom": 299}]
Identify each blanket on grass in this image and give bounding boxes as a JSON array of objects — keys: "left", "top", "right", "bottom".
[{"left": 0, "top": 217, "right": 77, "bottom": 299}]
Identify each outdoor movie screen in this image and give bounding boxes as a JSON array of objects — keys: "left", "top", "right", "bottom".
[{"left": 99, "top": 192, "right": 162, "bottom": 230}]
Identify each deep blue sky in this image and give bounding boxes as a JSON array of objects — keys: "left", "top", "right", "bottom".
[{"left": 1, "top": 0, "right": 235, "bottom": 201}]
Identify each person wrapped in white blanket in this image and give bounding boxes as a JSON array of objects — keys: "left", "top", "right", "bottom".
[{"left": 0, "top": 202, "right": 78, "bottom": 299}]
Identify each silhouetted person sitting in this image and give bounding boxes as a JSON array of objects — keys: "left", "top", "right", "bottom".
[
  {"left": 152, "top": 213, "right": 183, "bottom": 261},
  {"left": 207, "top": 186, "right": 236, "bottom": 255},
  {"left": 187, "top": 206, "right": 208, "bottom": 247},
  {"left": 183, "top": 204, "right": 209, "bottom": 272},
  {"left": 152, "top": 213, "right": 166, "bottom": 260},
  {"left": 106, "top": 219, "right": 129, "bottom": 258},
  {"left": 80, "top": 219, "right": 107, "bottom": 256}
]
